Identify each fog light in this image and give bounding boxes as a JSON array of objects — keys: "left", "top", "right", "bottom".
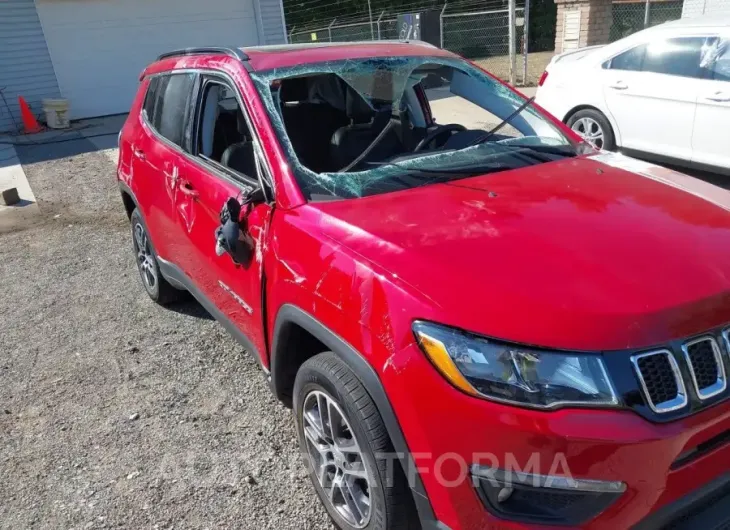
[{"left": 472, "top": 465, "right": 626, "bottom": 526}]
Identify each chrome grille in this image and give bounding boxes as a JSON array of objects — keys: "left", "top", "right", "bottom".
[
  {"left": 682, "top": 337, "right": 726, "bottom": 400},
  {"left": 631, "top": 350, "right": 688, "bottom": 413}
]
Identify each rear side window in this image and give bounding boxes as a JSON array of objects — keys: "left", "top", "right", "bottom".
[
  {"left": 610, "top": 44, "right": 646, "bottom": 71},
  {"left": 145, "top": 73, "right": 195, "bottom": 147},
  {"left": 143, "top": 77, "right": 159, "bottom": 119}
]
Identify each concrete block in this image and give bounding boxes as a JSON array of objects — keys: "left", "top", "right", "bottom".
[{"left": 1, "top": 188, "right": 20, "bottom": 206}]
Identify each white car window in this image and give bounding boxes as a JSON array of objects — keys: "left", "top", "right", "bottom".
[
  {"left": 609, "top": 44, "right": 646, "bottom": 71},
  {"left": 608, "top": 37, "right": 713, "bottom": 79},
  {"left": 706, "top": 39, "right": 730, "bottom": 81}
]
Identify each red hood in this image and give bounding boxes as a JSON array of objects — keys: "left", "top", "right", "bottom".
[{"left": 314, "top": 155, "right": 730, "bottom": 351}]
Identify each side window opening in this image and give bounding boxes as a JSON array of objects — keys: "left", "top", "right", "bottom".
[
  {"left": 420, "top": 68, "right": 523, "bottom": 141},
  {"left": 142, "top": 77, "right": 159, "bottom": 120},
  {"left": 196, "top": 79, "right": 258, "bottom": 180}
]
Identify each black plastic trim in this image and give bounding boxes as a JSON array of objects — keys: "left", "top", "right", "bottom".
[
  {"left": 671, "top": 429, "right": 730, "bottom": 470},
  {"left": 473, "top": 475, "right": 622, "bottom": 527},
  {"left": 271, "top": 304, "right": 444, "bottom": 530},
  {"left": 631, "top": 473, "right": 730, "bottom": 530},
  {"left": 157, "top": 47, "right": 249, "bottom": 62}
]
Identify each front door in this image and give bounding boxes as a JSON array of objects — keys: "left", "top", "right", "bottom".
[
  {"left": 602, "top": 37, "right": 707, "bottom": 160},
  {"left": 173, "top": 74, "right": 273, "bottom": 363}
]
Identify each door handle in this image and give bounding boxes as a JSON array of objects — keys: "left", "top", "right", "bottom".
[
  {"left": 705, "top": 92, "right": 730, "bottom": 102},
  {"left": 133, "top": 148, "right": 145, "bottom": 160},
  {"left": 609, "top": 82, "right": 628, "bottom": 90},
  {"left": 178, "top": 181, "right": 199, "bottom": 199}
]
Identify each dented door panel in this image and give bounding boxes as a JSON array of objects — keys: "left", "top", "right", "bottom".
[{"left": 173, "top": 157, "right": 272, "bottom": 364}]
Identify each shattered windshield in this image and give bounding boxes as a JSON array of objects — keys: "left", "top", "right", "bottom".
[{"left": 250, "top": 56, "right": 578, "bottom": 200}]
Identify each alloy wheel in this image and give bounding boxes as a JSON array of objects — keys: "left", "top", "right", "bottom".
[
  {"left": 133, "top": 222, "right": 157, "bottom": 293},
  {"left": 302, "top": 390, "right": 372, "bottom": 528},
  {"left": 571, "top": 117, "right": 605, "bottom": 149}
]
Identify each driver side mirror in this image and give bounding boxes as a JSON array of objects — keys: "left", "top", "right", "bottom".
[
  {"left": 214, "top": 191, "right": 262, "bottom": 267},
  {"left": 215, "top": 217, "right": 252, "bottom": 266}
]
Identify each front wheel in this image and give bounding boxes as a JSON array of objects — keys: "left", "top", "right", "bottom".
[
  {"left": 567, "top": 109, "right": 616, "bottom": 151},
  {"left": 293, "top": 352, "right": 418, "bottom": 530}
]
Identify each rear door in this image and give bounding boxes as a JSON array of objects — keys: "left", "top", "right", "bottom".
[
  {"left": 602, "top": 36, "right": 708, "bottom": 159},
  {"left": 692, "top": 36, "right": 730, "bottom": 169},
  {"left": 130, "top": 73, "right": 196, "bottom": 262},
  {"left": 173, "top": 73, "right": 274, "bottom": 362}
]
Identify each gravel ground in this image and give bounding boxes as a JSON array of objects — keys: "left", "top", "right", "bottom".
[{"left": 1, "top": 139, "right": 332, "bottom": 529}]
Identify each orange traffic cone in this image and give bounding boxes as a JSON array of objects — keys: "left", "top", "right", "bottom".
[{"left": 18, "top": 96, "right": 43, "bottom": 134}]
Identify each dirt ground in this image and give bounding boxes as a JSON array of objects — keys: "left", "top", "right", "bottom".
[
  {"left": 0, "top": 138, "right": 333, "bottom": 529},
  {"left": 3, "top": 103, "right": 729, "bottom": 530}
]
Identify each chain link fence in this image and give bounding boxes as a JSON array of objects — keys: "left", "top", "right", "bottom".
[
  {"left": 288, "top": 0, "right": 531, "bottom": 84},
  {"left": 610, "top": 0, "right": 683, "bottom": 42},
  {"left": 286, "top": 0, "right": 730, "bottom": 87},
  {"left": 441, "top": 6, "right": 525, "bottom": 80}
]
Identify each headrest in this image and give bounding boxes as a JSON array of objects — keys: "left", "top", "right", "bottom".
[
  {"left": 279, "top": 76, "right": 310, "bottom": 102},
  {"left": 236, "top": 110, "right": 247, "bottom": 136},
  {"left": 344, "top": 85, "right": 374, "bottom": 121}
]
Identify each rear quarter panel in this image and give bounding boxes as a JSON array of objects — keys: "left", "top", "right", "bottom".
[{"left": 117, "top": 78, "right": 149, "bottom": 188}]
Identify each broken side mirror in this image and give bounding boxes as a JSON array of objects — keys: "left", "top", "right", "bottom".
[{"left": 215, "top": 189, "right": 264, "bottom": 266}]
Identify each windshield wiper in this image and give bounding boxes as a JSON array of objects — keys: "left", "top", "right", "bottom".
[{"left": 468, "top": 96, "right": 536, "bottom": 147}]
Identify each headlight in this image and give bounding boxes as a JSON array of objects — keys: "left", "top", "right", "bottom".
[{"left": 413, "top": 321, "right": 619, "bottom": 409}]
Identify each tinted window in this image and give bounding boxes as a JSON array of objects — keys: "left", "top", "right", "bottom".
[
  {"left": 642, "top": 37, "right": 708, "bottom": 78},
  {"left": 150, "top": 73, "right": 195, "bottom": 147},
  {"left": 610, "top": 45, "right": 646, "bottom": 71},
  {"left": 143, "top": 77, "right": 159, "bottom": 119}
]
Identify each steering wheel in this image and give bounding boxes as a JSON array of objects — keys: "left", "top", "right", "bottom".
[{"left": 414, "top": 123, "right": 467, "bottom": 152}]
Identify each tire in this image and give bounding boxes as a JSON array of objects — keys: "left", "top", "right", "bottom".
[
  {"left": 293, "top": 352, "right": 418, "bottom": 530},
  {"left": 129, "top": 208, "right": 183, "bottom": 305},
  {"left": 566, "top": 109, "right": 616, "bottom": 151}
]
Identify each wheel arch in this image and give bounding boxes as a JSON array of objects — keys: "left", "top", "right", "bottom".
[
  {"left": 270, "top": 304, "right": 442, "bottom": 530},
  {"left": 563, "top": 104, "right": 621, "bottom": 147},
  {"left": 119, "top": 181, "right": 138, "bottom": 219}
]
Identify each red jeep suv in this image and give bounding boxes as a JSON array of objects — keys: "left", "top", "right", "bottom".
[{"left": 118, "top": 42, "right": 730, "bottom": 530}]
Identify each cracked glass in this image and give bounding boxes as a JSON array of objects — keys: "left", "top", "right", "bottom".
[{"left": 250, "top": 56, "right": 577, "bottom": 200}]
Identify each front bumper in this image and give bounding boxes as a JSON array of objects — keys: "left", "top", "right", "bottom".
[{"left": 382, "top": 343, "right": 730, "bottom": 530}]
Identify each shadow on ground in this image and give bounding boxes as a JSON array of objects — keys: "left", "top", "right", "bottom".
[
  {"left": 2, "top": 113, "right": 125, "bottom": 165},
  {"left": 166, "top": 297, "right": 215, "bottom": 321}
]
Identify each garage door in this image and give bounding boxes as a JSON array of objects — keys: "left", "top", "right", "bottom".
[{"left": 36, "top": 0, "right": 261, "bottom": 119}]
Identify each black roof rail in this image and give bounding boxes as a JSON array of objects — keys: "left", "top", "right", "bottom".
[{"left": 157, "top": 47, "right": 249, "bottom": 62}]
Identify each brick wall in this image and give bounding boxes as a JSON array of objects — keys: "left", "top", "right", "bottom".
[{"left": 554, "top": 0, "right": 613, "bottom": 53}]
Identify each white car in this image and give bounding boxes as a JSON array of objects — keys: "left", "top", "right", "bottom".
[{"left": 535, "top": 17, "right": 730, "bottom": 174}]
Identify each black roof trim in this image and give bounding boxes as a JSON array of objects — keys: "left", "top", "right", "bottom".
[{"left": 157, "top": 47, "right": 249, "bottom": 62}]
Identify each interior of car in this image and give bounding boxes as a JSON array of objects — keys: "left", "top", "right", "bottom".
[{"left": 268, "top": 65, "right": 535, "bottom": 174}]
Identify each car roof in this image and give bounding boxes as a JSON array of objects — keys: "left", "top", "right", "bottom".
[
  {"left": 243, "top": 40, "right": 455, "bottom": 70},
  {"left": 147, "top": 41, "right": 457, "bottom": 76}
]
